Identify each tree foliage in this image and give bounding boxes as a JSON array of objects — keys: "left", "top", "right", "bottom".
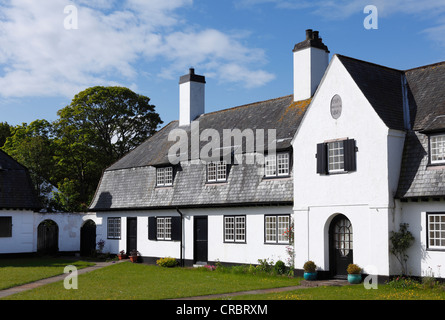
[{"left": 1, "top": 86, "right": 162, "bottom": 212}]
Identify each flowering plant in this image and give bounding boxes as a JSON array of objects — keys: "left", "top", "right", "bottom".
[
  {"left": 204, "top": 265, "right": 216, "bottom": 271},
  {"left": 283, "top": 219, "right": 295, "bottom": 276}
]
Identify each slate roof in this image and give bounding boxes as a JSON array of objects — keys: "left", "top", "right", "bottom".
[
  {"left": 337, "top": 56, "right": 445, "bottom": 199},
  {"left": 337, "top": 55, "right": 406, "bottom": 131},
  {"left": 90, "top": 95, "right": 309, "bottom": 211},
  {"left": 0, "top": 150, "right": 42, "bottom": 211},
  {"left": 396, "top": 61, "right": 445, "bottom": 199}
]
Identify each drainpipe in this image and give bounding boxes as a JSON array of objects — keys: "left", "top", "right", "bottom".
[{"left": 176, "top": 208, "right": 184, "bottom": 267}]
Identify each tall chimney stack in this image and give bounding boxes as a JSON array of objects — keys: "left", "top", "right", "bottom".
[
  {"left": 179, "top": 68, "right": 206, "bottom": 126},
  {"left": 293, "top": 29, "right": 330, "bottom": 101}
]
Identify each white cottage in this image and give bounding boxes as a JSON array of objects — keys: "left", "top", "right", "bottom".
[
  {"left": 89, "top": 29, "right": 445, "bottom": 280},
  {"left": 0, "top": 149, "right": 99, "bottom": 256},
  {"left": 292, "top": 44, "right": 445, "bottom": 280}
]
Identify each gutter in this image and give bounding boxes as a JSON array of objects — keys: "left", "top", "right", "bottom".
[{"left": 176, "top": 207, "right": 184, "bottom": 267}]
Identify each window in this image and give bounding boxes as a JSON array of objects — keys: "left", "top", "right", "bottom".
[
  {"left": 148, "top": 216, "right": 181, "bottom": 241},
  {"left": 265, "top": 215, "right": 290, "bottom": 244},
  {"left": 328, "top": 141, "right": 344, "bottom": 172},
  {"left": 156, "top": 167, "right": 173, "bottom": 186},
  {"left": 224, "top": 216, "right": 246, "bottom": 243},
  {"left": 428, "top": 213, "right": 445, "bottom": 249},
  {"left": 107, "top": 217, "right": 121, "bottom": 239},
  {"left": 265, "top": 152, "right": 290, "bottom": 177},
  {"left": 157, "top": 217, "right": 172, "bottom": 240},
  {"left": 317, "top": 139, "right": 356, "bottom": 175},
  {"left": 0, "top": 217, "right": 12, "bottom": 237},
  {"left": 207, "top": 161, "right": 227, "bottom": 182},
  {"left": 430, "top": 135, "right": 445, "bottom": 164}
]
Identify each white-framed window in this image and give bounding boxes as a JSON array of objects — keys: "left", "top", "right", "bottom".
[
  {"left": 207, "top": 160, "right": 227, "bottom": 182},
  {"left": 428, "top": 213, "right": 445, "bottom": 249},
  {"left": 265, "top": 152, "right": 290, "bottom": 177},
  {"left": 430, "top": 135, "right": 445, "bottom": 164},
  {"left": 265, "top": 215, "right": 290, "bottom": 244},
  {"left": 107, "top": 217, "right": 121, "bottom": 239},
  {"left": 157, "top": 217, "right": 172, "bottom": 240},
  {"left": 328, "top": 141, "right": 344, "bottom": 173},
  {"left": 156, "top": 167, "right": 173, "bottom": 186},
  {"left": 224, "top": 215, "right": 246, "bottom": 243}
]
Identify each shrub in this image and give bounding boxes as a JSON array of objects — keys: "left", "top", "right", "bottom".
[
  {"left": 387, "top": 276, "right": 420, "bottom": 290},
  {"left": 347, "top": 264, "right": 362, "bottom": 274},
  {"left": 274, "top": 260, "right": 287, "bottom": 275},
  {"left": 256, "top": 259, "right": 273, "bottom": 273},
  {"left": 303, "top": 260, "right": 316, "bottom": 273},
  {"left": 156, "top": 257, "right": 178, "bottom": 268}
]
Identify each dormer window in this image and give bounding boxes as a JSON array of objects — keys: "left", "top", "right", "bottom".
[
  {"left": 207, "top": 160, "right": 227, "bottom": 182},
  {"left": 265, "top": 152, "right": 290, "bottom": 177},
  {"left": 430, "top": 134, "right": 445, "bottom": 164},
  {"left": 156, "top": 167, "right": 173, "bottom": 186}
]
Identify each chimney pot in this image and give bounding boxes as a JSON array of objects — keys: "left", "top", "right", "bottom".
[{"left": 305, "top": 29, "right": 313, "bottom": 40}]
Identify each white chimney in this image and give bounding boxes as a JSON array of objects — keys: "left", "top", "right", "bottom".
[
  {"left": 293, "top": 29, "right": 330, "bottom": 101},
  {"left": 179, "top": 68, "right": 206, "bottom": 126}
]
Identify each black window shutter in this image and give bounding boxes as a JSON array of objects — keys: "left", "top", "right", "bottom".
[
  {"left": 0, "top": 217, "right": 12, "bottom": 237},
  {"left": 171, "top": 216, "right": 182, "bottom": 241},
  {"left": 148, "top": 217, "right": 157, "bottom": 240},
  {"left": 344, "top": 139, "right": 357, "bottom": 172},
  {"left": 316, "top": 143, "right": 328, "bottom": 174}
]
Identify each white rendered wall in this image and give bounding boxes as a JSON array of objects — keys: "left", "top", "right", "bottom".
[
  {"left": 97, "top": 206, "right": 292, "bottom": 266},
  {"left": 0, "top": 210, "right": 35, "bottom": 253},
  {"left": 397, "top": 200, "right": 445, "bottom": 278},
  {"left": 0, "top": 211, "right": 99, "bottom": 254},
  {"left": 292, "top": 55, "right": 406, "bottom": 276}
]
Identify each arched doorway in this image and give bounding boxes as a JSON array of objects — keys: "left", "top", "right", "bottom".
[
  {"left": 37, "top": 220, "right": 59, "bottom": 254},
  {"left": 329, "top": 214, "right": 353, "bottom": 278},
  {"left": 80, "top": 220, "right": 96, "bottom": 257}
]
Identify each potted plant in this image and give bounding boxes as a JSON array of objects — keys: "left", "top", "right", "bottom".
[
  {"left": 347, "top": 263, "right": 362, "bottom": 284},
  {"left": 117, "top": 250, "right": 127, "bottom": 260},
  {"left": 129, "top": 250, "right": 140, "bottom": 263},
  {"left": 303, "top": 260, "right": 317, "bottom": 280}
]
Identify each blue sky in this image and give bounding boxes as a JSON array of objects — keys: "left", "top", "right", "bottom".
[{"left": 1, "top": 0, "right": 445, "bottom": 127}]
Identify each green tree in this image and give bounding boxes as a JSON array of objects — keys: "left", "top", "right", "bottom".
[
  {"left": 52, "top": 86, "right": 163, "bottom": 211},
  {"left": 1, "top": 120, "right": 57, "bottom": 211},
  {"left": 0, "top": 122, "right": 12, "bottom": 147}
]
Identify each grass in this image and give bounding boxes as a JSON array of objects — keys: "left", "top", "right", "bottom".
[
  {"left": 1, "top": 258, "right": 445, "bottom": 300},
  {"left": 1, "top": 261, "right": 302, "bottom": 300},
  {"left": 0, "top": 257, "right": 94, "bottom": 291},
  {"left": 223, "top": 283, "right": 445, "bottom": 300}
]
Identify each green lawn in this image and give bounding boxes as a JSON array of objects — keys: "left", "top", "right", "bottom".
[
  {"left": 0, "top": 257, "right": 94, "bottom": 290},
  {"left": 2, "top": 258, "right": 445, "bottom": 300},
  {"left": 223, "top": 283, "right": 445, "bottom": 300},
  {"left": 1, "top": 261, "right": 302, "bottom": 300}
]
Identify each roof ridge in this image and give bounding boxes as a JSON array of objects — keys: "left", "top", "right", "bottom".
[
  {"left": 199, "top": 94, "right": 294, "bottom": 118},
  {"left": 335, "top": 54, "right": 403, "bottom": 73},
  {"left": 404, "top": 60, "right": 445, "bottom": 73}
]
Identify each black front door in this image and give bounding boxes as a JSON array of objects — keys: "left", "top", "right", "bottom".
[
  {"left": 127, "top": 217, "right": 137, "bottom": 254},
  {"left": 80, "top": 220, "right": 96, "bottom": 256},
  {"left": 37, "top": 220, "right": 59, "bottom": 254},
  {"left": 194, "top": 216, "right": 208, "bottom": 263},
  {"left": 329, "top": 214, "right": 353, "bottom": 278}
]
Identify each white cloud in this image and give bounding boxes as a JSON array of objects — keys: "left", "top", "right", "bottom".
[{"left": 0, "top": 0, "right": 274, "bottom": 98}]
